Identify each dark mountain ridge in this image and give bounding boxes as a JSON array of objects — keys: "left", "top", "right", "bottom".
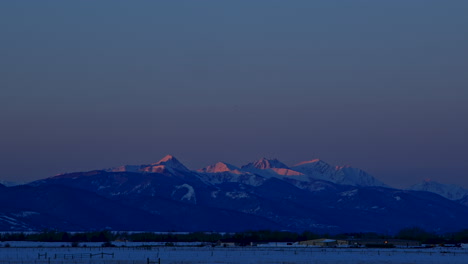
[{"left": 2, "top": 155, "right": 468, "bottom": 233}]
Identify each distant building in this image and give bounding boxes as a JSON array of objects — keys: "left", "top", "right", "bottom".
[
  {"left": 299, "top": 238, "right": 347, "bottom": 247},
  {"left": 216, "top": 240, "right": 237, "bottom": 247},
  {"left": 342, "top": 239, "right": 420, "bottom": 248},
  {"left": 252, "top": 242, "right": 294, "bottom": 247}
]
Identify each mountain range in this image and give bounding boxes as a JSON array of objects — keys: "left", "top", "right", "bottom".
[{"left": 1, "top": 155, "right": 467, "bottom": 234}]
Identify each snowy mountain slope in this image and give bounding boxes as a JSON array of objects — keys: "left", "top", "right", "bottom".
[
  {"left": 0, "top": 184, "right": 174, "bottom": 231},
  {"left": 32, "top": 170, "right": 206, "bottom": 202},
  {"left": 27, "top": 174, "right": 282, "bottom": 231},
  {"left": 197, "top": 171, "right": 266, "bottom": 187},
  {"left": 270, "top": 168, "right": 304, "bottom": 176},
  {"left": 408, "top": 180, "right": 468, "bottom": 200},
  {"left": 242, "top": 158, "right": 289, "bottom": 170},
  {"left": 292, "top": 159, "right": 336, "bottom": 181},
  {"left": 239, "top": 158, "right": 386, "bottom": 188},
  {"left": 291, "top": 159, "right": 387, "bottom": 187},
  {"left": 0, "top": 180, "right": 23, "bottom": 187},
  {"left": 458, "top": 194, "right": 468, "bottom": 207},
  {"left": 334, "top": 166, "right": 387, "bottom": 187},
  {"left": 240, "top": 158, "right": 306, "bottom": 181}
]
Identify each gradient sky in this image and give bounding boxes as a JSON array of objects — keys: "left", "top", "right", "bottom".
[{"left": 1, "top": 1, "right": 467, "bottom": 188}]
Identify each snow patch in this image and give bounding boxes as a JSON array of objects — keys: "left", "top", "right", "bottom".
[
  {"left": 12, "top": 211, "right": 39, "bottom": 218},
  {"left": 226, "top": 191, "right": 249, "bottom": 199},
  {"left": 173, "top": 184, "right": 196, "bottom": 203},
  {"left": 340, "top": 189, "right": 358, "bottom": 197}
]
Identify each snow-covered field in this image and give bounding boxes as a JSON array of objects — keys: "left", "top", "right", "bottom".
[{"left": 0, "top": 243, "right": 467, "bottom": 264}]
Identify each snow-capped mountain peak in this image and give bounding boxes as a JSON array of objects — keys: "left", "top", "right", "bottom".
[
  {"left": 241, "top": 158, "right": 289, "bottom": 170},
  {"left": 198, "top": 162, "right": 242, "bottom": 174},
  {"left": 334, "top": 166, "right": 387, "bottom": 187},
  {"left": 156, "top": 154, "right": 177, "bottom": 164},
  {"left": 107, "top": 155, "right": 190, "bottom": 174},
  {"left": 408, "top": 179, "right": 468, "bottom": 200},
  {"left": 152, "top": 155, "right": 189, "bottom": 171}
]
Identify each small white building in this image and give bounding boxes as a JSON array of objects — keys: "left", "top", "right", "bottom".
[{"left": 299, "top": 239, "right": 341, "bottom": 247}]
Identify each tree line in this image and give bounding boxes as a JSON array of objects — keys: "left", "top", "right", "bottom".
[{"left": 1, "top": 228, "right": 468, "bottom": 244}]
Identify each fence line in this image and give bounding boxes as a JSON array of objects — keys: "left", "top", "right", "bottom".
[
  {"left": 145, "top": 246, "right": 468, "bottom": 257},
  {"left": 52, "top": 252, "right": 114, "bottom": 260}
]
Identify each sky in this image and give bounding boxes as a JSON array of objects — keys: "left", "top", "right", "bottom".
[{"left": 1, "top": 1, "right": 467, "bottom": 188}]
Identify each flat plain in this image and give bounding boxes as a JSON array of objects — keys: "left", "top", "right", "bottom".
[{"left": 1, "top": 243, "right": 467, "bottom": 264}]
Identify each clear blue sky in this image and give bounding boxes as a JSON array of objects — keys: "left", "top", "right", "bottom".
[{"left": 1, "top": 1, "right": 467, "bottom": 188}]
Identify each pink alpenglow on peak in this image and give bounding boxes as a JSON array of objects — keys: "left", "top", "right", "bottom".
[
  {"left": 152, "top": 155, "right": 189, "bottom": 171},
  {"left": 106, "top": 155, "right": 190, "bottom": 174},
  {"left": 156, "top": 155, "right": 177, "bottom": 163},
  {"left": 198, "top": 162, "right": 243, "bottom": 174}
]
